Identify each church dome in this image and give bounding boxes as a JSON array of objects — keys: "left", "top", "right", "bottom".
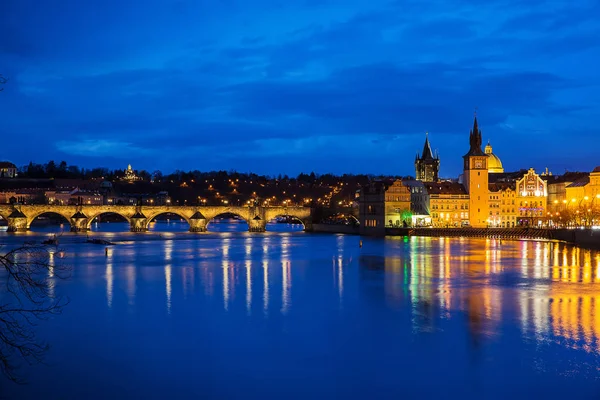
[{"left": 484, "top": 141, "right": 504, "bottom": 173}]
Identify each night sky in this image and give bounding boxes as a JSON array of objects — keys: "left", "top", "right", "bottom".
[{"left": 0, "top": 0, "right": 598, "bottom": 177}]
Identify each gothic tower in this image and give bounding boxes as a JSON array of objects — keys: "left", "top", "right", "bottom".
[
  {"left": 463, "top": 115, "right": 489, "bottom": 227},
  {"left": 415, "top": 133, "right": 440, "bottom": 182}
]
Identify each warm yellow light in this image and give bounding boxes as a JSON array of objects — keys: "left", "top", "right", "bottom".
[
  {"left": 571, "top": 198, "right": 576, "bottom": 202},
  {"left": 584, "top": 196, "right": 589, "bottom": 201}
]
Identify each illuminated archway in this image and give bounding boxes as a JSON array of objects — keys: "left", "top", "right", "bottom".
[
  {"left": 147, "top": 212, "right": 191, "bottom": 232},
  {"left": 28, "top": 212, "right": 71, "bottom": 232},
  {"left": 87, "top": 212, "right": 130, "bottom": 231},
  {"left": 266, "top": 214, "right": 306, "bottom": 232}
]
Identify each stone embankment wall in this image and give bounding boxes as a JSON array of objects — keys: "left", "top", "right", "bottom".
[
  {"left": 311, "top": 224, "right": 360, "bottom": 235},
  {"left": 407, "top": 227, "right": 554, "bottom": 240},
  {"left": 383, "top": 227, "right": 600, "bottom": 250},
  {"left": 553, "top": 229, "right": 600, "bottom": 250}
]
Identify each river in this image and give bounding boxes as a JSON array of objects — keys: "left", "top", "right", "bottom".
[{"left": 1, "top": 221, "right": 600, "bottom": 399}]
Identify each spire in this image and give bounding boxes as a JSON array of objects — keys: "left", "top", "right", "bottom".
[
  {"left": 421, "top": 132, "right": 434, "bottom": 160},
  {"left": 464, "top": 113, "right": 485, "bottom": 157}
]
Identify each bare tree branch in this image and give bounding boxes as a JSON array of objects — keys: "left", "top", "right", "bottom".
[
  {"left": 0, "top": 74, "right": 6, "bottom": 91},
  {"left": 0, "top": 243, "right": 71, "bottom": 384}
]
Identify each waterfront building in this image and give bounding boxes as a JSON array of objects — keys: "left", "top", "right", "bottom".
[
  {"left": 463, "top": 115, "right": 490, "bottom": 227},
  {"left": 546, "top": 172, "right": 587, "bottom": 212},
  {"left": 489, "top": 183, "right": 518, "bottom": 227},
  {"left": 402, "top": 180, "right": 431, "bottom": 226},
  {"left": 0, "top": 161, "right": 17, "bottom": 178},
  {"left": 384, "top": 180, "right": 412, "bottom": 227},
  {"left": 425, "top": 181, "right": 469, "bottom": 227},
  {"left": 515, "top": 168, "right": 548, "bottom": 226},
  {"left": 359, "top": 181, "right": 386, "bottom": 235},
  {"left": 564, "top": 167, "right": 600, "bottom": 208},
  {"left": 488, "top": 185, "right": 503, "bottom": 227},
  {"left": 414, "top": 133, "right": 440, "bottom": 182}
]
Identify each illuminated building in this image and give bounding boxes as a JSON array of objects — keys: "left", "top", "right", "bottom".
[
  {"left": 463, "top": 115, "right": 490, "bottom": 227},
  {"left": 564, "top": 167, "right": 600, "bottom": 209},
  {"left": 489, "top": 183, "right": 517, "bottom": 227},
  {"left": 414, "top": 133, "right": 440, "bottom": 182},
  {"left": 384, "top": 180, "right": 412, "bottom": 227},
  {"left": 516, "top": 168, "right": 548, "bottom": 226},
  {"left": 546, "top": 171, "right": 587, "bottom": 212},
  {"left": 425, "top": 181, "right": 469, "bottom": 227},
  {"left": 122, "top": 164, "right": 140, "bottom": 182}
]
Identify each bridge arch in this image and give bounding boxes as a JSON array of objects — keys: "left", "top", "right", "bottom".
[
  {"left": 86, "top": 211, "right": 131, "bottom": 229},
  {"left": 266, "top": 214, "right": 308, "bottom": 231},
  {"left": 145, "top": 211, "right": 191, "bottom": 229},
  {"left": 206, "top": 212, "right": 250, "bottom": 231},
  {"left": 28, "top": 211, "right": 72, "bottom": 230}
]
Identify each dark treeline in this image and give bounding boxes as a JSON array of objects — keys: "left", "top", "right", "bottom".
[{"left": 17, "top": 160, "right": 401, "bottom": 184}]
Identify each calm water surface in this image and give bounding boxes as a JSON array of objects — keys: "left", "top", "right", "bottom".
[{"left": 2, "top": 221, "right": 600, "bottom": 399}]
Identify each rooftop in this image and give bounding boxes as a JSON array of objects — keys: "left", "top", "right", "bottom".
[{"left": 423, "top": 181, "right": 467, "bottom": 195}]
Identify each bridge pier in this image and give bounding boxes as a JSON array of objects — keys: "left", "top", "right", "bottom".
[
  {"left": 70, "top": 211, "right": 89, "bottom": 233},
  {"left": 7, "top": 210, "right": 28, "bottom": 232},
  {"left": 249, "top": 216, "right": 266, "bottom": 232},
  {"left": 130, "top": 211, "right": 148, "bottom": 233},
  {"left": 189, "top": 211, "right": 207, "bottom": 232}
]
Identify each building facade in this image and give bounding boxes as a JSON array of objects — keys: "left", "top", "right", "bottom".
[
  {"left": 515, "top": 168, "right": 548, "bottom": 226},
  {"left": 359, "top": 181, "right": 387, "bottom": 235},
  {"left": 425, "top": 182, "right": 469, "bottom": 227},
  {"left": 384, "top": 180, "right": 412, "bottom": 227}
]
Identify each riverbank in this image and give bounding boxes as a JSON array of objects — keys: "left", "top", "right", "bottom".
[{"left": 314, "top": 224, "right": 600, "bottom": 250}]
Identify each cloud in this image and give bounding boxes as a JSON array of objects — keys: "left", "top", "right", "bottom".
[
  {"left": 0, "top": 0, "right": 597, "bottom": 176},
  {"left": 56, "top": 139, "right": 154, "bottom": 158}
]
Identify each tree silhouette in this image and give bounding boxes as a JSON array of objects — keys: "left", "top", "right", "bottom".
[
  {"left": 0, "top": 74, "right": 6, "bottom": 91},
  {"left": 0, "top": 243, "right": 70, "bottom": 383}
]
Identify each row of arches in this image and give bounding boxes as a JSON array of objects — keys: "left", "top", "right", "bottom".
[{"left": 0, "top": 211, "right": 307, "bottom": 233}]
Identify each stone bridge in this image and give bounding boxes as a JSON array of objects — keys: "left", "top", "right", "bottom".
[{"left": 0, "top": 205, "right": 313, "bottom": 233}]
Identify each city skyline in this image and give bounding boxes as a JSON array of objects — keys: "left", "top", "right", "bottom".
[{"left": 1, "top": 0, "right": 598, "bottom": 176}]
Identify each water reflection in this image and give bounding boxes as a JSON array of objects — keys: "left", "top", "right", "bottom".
[
  {"left": 105, "top": 249, "right": 113, "bottom": 308},
  {"left": 126, "top": 263, "right": 136, "bottom": 307},
  {"left": 378, "top": 238, "right": 600, "bottom": 353},
  {"left": 245, "top": 260, "right": 252, "bottom": 315},
  {"left": 222, "top": 238, "right": 230, "bottom": 311},
  {"left": 164, "top": 240, "right": 173, "bottom": 314},
  {"left": 6, "top": 229, "right": 600, "bottom": 397}
]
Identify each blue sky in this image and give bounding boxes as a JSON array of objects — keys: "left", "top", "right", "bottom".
[{"left": 0, "top": 0, "right": 598, "bottom": 177}]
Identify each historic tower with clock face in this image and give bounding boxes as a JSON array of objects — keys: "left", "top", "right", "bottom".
[{"left": 463, "top": 115, "right": 489, "bottom": 227}]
